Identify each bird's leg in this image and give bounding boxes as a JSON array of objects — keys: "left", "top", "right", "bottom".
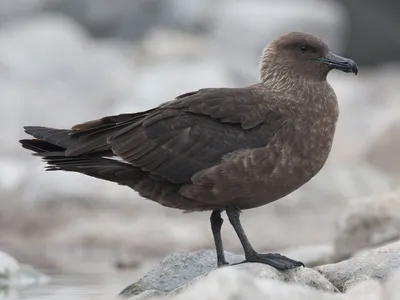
[
  {"left": 225, "top": 206, "right": 304, "bottom": 270},
  {"left": 210, "top": 210, "right": 228, "bottom": 267}
]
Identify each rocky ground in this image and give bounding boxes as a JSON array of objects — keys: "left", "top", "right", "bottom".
[
  {"left": 0, "top": 0, "right": 399, "bottom": 299},
  {"left": 119, "top": 241, "right": 400, "bottom": 299}
]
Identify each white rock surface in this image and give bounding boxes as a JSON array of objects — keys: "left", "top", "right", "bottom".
[
  {"left": 0, "top": 251, "right": 19, "bottom": 280},
  {"left": 123, "top": 264, "right": 400, "bottom": 300},
  {"left": 316, "top": 241, "right": 400, "bottom": 292},
  {"left": 120, "top": 249, "right": 337, "bottom": 298},
  {"left": 0, "top": 251, "right": 48, "bottom": 288},
  {"left": 119, "top": 244, "right": 400, "bottom": 299}
]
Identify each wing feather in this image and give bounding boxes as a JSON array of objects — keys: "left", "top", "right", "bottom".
[{"left": 108, "top": 87, "right": 285, "bottom": 184}]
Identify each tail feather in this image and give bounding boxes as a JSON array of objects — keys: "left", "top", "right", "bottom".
[
  {"left": 22, "top": 112, "right": 151, "bottom": 157},
  {"left": 23, "top": 127, "right": 74, "bottom": 148},
  {"left": 20, "top": 139, "right": 143, "bottom": 186},
  {"left": 20, "top": 128, "right": 201, "bottom": 211},
  {"left": 20, "top": 138, "right": 65, "bottom": 154}
]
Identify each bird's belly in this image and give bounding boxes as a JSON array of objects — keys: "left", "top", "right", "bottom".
[{"left": 216, "top": 140, "right": 332, "bottom": 209}]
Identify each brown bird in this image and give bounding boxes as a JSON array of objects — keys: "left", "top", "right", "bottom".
[{"left": 20, "top": 32, "right": 358, "bottom": 270}]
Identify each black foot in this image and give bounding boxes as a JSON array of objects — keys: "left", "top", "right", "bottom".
[{"left": 235, "top": 253, "right": 304, "bottom": 270}]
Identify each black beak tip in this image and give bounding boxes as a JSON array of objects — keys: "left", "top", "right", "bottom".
[{"left": 349, "top": 60, "right": 359, "bottom": 75}]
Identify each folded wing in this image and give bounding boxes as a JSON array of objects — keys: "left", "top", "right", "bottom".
[{"left": 107, "top": 87, "right": 285, "bottom": 184}]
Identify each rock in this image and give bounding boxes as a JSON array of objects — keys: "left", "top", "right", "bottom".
[
  {"left": 137, "top": 267, "right": 337, "bottom": 300},
  {"left": 382, "top": 268, "right": 400, "bottom": 300},
  {"left": 123, "top": 263, "right": 400, "bottom": 299},
  {"left": 0, "top": 251, "right": 48, "bottom": 288},
  {"left": 0, "top": 0, "right": 46, "bottom": 24},
  {"left": 316, "top": 241, "right": 400, "bottom": 292},
  {"left": 0, "top": 14, "right": 136, "bottom": 130},
  {"left": 0, "top": 14, "right": 140, "bottom": 199},
  {"left": 121, "top": 58, "right": 235, "bottom": 112},
  {"left": 0, "top": 251, "right": 19, "bottom": 281},
  {"left": 338, "top": 0, "right": 400, "bottom": 66},
  {"left": 0, "top": 14, "right": 137, "bottom": 156},
  {"left": 0, "top": 158, "right": 29, "bottom": 195},
  {"left": 343, "top": 279, "right": 384, "bottom": 300},
  {"left": 137, "top": 30, "right": 207, "bottom": 60},
  {"left": 364, "top": 120, "right": 400, "bottom": 176},
  {"left": 333, "top": 190, "right": 400, "bottom": 260},
  {"left": 43, "top": 0, "right": 166, "bottom": 40},
  {"left": 209, "top": 0, "right": 347, "bottom": 84},
  {"left": 119, "top": 249, "right": 337, "bottom": 298},
  {"left": 43, "top": 0, "right": 215, "bottom": 40}
]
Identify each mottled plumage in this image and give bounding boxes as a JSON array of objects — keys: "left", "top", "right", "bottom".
[{"left": 20, "top": 32, "right": 358, "bottom": 270}]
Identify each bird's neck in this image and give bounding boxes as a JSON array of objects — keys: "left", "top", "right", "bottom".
[
  {"left": 259, "top": 55, "right": 327, "bottom": 92},
  {"left": 260, "top": 66, "right": 326, "bottom": 93}
]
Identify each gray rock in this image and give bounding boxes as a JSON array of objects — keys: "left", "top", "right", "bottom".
[
  {"left": 333, "top": 190, "right": 400, "bottom": 260},
  {"left": 43, "top": 0, "right": 215, "bottom": 40},
  {"left": 0, "top": 0, "right": 46, "bottom": 24},
  {"left": 119, "top": 249, "right": 337, "bottom": 298},
  {"left": 209, "top": 0, "right": 347, "bottom": 84},
  {"left": 125, "top": 265, "right": 400, "bottom": 300},
  {"left": 316, "top": 241, "right": 400, "bottom": 292},
  {"left": 43, "top": 0, "right": 166, "bottom": 40}
]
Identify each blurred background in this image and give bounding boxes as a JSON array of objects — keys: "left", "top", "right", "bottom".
[{"left": 0, "top": 0, "right": 400, "bottom": 298}]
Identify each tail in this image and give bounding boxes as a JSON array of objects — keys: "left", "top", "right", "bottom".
[
  {"left": 19, "top": 111, "right": 203, "bottom": 210},
  {"left": 19, "top": 138, "right": 195, "bottom": 210},
  {"left": 19, "top": 112, "right": 152, "bottom": 185},
  {"left": 19, "top": 138, "right": 143, "bottom": 186}
]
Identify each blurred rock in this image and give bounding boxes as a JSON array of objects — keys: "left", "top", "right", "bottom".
[
  {"left": 123, "top": 259, "right": 400, "bottom": 300},
  {"left": 338, "top": 0, "right": 400, "bottom": 66},
  {"left": 137, "top": 30, "right": 207, "bottom": 60},
  {"left": 122, "top": 59, "right": 235, "bottom": 111},
  {"left": 333, "top": 190, "right": 400, "bottom": 260},
  {"left": 120, "top": 249, "right": 337, "bottom": 298},
  {"left": 0, "top": 14, "right": 138, "bottom": 158},
  {"left": 0, "top": 251, "right": 48, "bottom": 288},
  {"left": 43, "top": 0, "right": 215, "bottom": 40},
  {"left": 316, "top": 241, "right": 400, "bottom": 292},
  {"left": 209, "top": 0, "right": 347, "bottom": 83},
  {"left": 382, "top": 268, "right": 400, "bottom": 300},
  {"left": 0, "top": 158, "right": 27, "bottom": 195},
  {"left": 43, "top": 0, "right": 166, "bottom": 40},
  {"left": 364, "top": 121, "right": 400, "bottom": 175},
  {"left": 0, "top": 251, "right": 19, "bottom": 281},
  {"left": 0, "top": 0, "right": 46, "bottom": 24}
]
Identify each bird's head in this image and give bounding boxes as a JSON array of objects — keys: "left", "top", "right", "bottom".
[{"left": 260, "top": 32, "right": 358, "bottom": 84}]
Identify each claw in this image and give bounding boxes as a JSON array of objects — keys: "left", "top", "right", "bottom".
[{"left": 242, "top": 253, "right": 304, "bottom": 270}]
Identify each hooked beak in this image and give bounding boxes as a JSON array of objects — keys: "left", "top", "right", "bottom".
[{"left": 318, "top": 52, "right": 359, "bottom": 75}]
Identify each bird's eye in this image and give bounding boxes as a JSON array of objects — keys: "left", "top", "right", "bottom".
[{"left": 300, "top": 45, "right": 308, "bottom": 52}]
